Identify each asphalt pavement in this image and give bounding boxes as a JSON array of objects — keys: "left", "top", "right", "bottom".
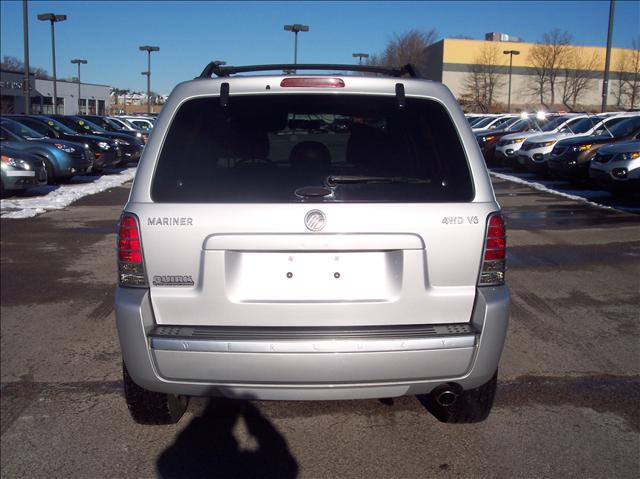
[{"left": 1, "top": 178, "right": 639, "bottom": 478}]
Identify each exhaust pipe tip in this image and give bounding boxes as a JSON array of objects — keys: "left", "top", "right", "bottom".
[{"left": 432, "top": 383, "right": 462, "bottom": 407}]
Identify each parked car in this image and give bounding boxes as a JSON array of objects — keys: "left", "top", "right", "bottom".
[
  {"left": 495, "top": 114, "right": 580, "bottom": 167},
  {"left": 548, "top": 115, "right": 640, "bottom": 181},
  {"left": 476, "top": 115, "right": 554, "bottom": 165},
  {"left": 589, "top": 140, "right": 640, "bottom": 195},
  {"left": 0, "top": 118, "right": 92, "bottom": 183},
  {"left": 118, "top": 115, "right": 155, "bottom": 131},
  {"left": 115, "top": 63, "right": 509, "bottom": 425},
  {"left": 6, "top": 115, "right": 121, "bottom": 171},
  {"left": 50, "top": 116, "right": 144, "bottom": 162},
  {"left": 0, "top": 145, "right": 47, "bottom": 197},
  {"left": 78, "top": 115, "right": 149, "bottom": 144},
  {"left": 517, "top": 114, "right": 635, "bottom": 174}
]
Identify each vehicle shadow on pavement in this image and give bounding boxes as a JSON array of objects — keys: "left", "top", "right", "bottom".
[{"left": 156, "top": 397, "right": 299, "bottom": 479}]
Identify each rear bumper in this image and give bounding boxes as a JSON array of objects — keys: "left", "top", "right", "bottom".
[{"left": 115, "top": 286, "right": 509, "bottom": 399}]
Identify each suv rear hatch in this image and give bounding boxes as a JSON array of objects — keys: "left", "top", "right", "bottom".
[{"left": 130, "top": 92, "right": 496, "bottom": 327}]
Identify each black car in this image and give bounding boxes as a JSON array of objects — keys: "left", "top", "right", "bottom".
[
  {"left": 547, "top": 116, "right": 640, "bottom": 182},
  {"left": 6, "top": 115, "right": 120, "bottom": 171},
  {"left": 78, "top": 115, "right": 149, "bottom": 144},
  {"left": 50, "top": 116, "right": 144, "bottom": 163}
]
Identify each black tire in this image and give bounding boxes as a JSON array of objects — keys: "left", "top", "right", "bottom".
[
  {"left": 42, "top": 158, "right": 57, "bottom": 185},
  {"left": 122, "top": 362, "right": 189, "bottom": 425},
  {"left": 0, "top": 180, "right": 8, "bottom": 198},
  {"left": 421, "top": 370, "right": 498, "bottom": 424}
]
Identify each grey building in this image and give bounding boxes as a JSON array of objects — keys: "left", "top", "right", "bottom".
[{"left": 1, "top": 69, "right": 111, "bottom": 115}]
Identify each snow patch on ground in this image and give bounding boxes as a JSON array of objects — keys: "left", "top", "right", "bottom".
[
  {"left": 1, "top": 168, "right": 136, "bottom": 219},
  {"left": 490, "top": 171, "right": 625, "bottom": 212}
]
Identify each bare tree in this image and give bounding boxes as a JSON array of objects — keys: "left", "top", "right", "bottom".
[
  {"left": 612, "top": 53, "right": 630, "bottom": 107},
  {"left": 625, "top": 36, "right": 640, "bottom": 108},
  {"left": 460, "top": 43, "right": 506, "bottom": 112},
  {"left": 1, "top": 55, "right": 50, "bottom": 79},
  {"left": 367, "top": 29, "right": 438, "bottom": 72},
  {"left": 561, "top": 48, "right": 601, "bottom": 110},
  {"left": 528, "top": 29, "right": 572, "bottom": 107}
]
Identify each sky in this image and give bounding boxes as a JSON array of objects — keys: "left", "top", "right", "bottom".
[{"left": 1, "top": 0, "right": 639, "bottom": 95}]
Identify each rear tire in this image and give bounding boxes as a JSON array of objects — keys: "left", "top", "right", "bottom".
[
  {"left": 421, "top": 370, "right": 498, "bottom": 423},
  {"left": 122, "top": 362, "right": 188, "bottom": 425}
]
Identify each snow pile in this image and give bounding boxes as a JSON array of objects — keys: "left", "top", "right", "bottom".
[{"left": 1, "top": 168, "right": 136, "bottom": 219}]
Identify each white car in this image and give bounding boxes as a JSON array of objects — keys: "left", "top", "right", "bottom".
[
  {"left": 118, "top": 116, "right": 155, "bottom": 131},
  {"left": 495, "top": 114, "right": 581, "bottom": 165},
  {"left": 516, "top": 114, "right": 635, "bottom": 172},
  {"left": 472, "top": 114, "right": 519, "bottom": 133}
]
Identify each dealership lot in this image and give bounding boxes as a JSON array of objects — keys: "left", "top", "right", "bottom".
[{"left": 1, "top": 177, "right": 639, "bottom": 478}]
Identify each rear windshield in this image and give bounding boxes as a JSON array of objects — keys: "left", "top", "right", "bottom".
[{"left": 152, "top": 94, "right": 473, "bottom": 203}]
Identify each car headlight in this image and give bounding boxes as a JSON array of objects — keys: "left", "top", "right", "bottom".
[
  {"left": 118, "top": 140, "right": 130, "bottom": 146},
  {"left": 136, "top": 132, "right": 142, "bottom": 138},
  {"left": 572, "top": 143, "right": 593, "bottom": 152},
  {"left": 98, "top": 141, "right": 111, "bottom": 150},
  {"left": 620, "top": 151, "right": 640, "bottom": 161},
  {"left": 54, "top": 143, "right": 76, "bottom": 153},
  {"left": 510, "top": 138, "right": 526, "bottom": 144},
  {"left": 1, "top": 154, "right": 31, "bottom": 170}
]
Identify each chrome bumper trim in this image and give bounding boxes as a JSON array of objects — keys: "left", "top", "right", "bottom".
[{"left": 150, "top": 334, "right": 476, "bottom": 354}]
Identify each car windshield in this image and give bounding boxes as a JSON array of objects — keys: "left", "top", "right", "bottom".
[
  {"left": 75, "top": 118, "right": 107, "bottom": 133},
  {"left": 40, "top": 117, "right": 78, "bottom": 135},
  {"left": 564, "top": 117, "right": 598, "bottom": 134},
  {"left": 601, "top": 116, "right": 640, "bottom": 138},
  {"left": 1, "top": 119, "right": 46, "bottom": 140},
  {"left": 540, "top": 116, "right": 569, "bottom": 132},
  {"left": 506, "top": 119, "right": 535, "bottom": 131},
  {"left": 152, "top": 94, "right": 473, "bottom": 203},
  {"left": 471, "top": 117, "right": 495, "bottom": 129},
  {"left": 492, "top": 117, "right": 518, "bottom": 129}
]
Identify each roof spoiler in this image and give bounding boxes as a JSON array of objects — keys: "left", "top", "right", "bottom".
[{"left": 196, "top": 63, "right": 421, "bottom": 79}]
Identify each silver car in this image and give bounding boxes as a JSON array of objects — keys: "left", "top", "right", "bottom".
[
  {"left": 115, "top": 63, "right": 510, "bottom": 425},
  {"left": 589, "top": 140, "right": 640, "bottom": 195}
]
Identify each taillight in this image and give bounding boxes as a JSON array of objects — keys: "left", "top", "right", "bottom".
[
  {"left": 478, "top": 213, "right": 506, "bottom": 286},
  {"left": 117, "top": 213, "right": 147, "bottom": 287},
  {"left": 280, "top": 77, "right": 345, "bottom": 88}
]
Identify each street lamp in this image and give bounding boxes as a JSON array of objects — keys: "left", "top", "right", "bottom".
[
  {"left": 70, "top": 59, "right": 87, "bottom": 114},
  {"left": 352, "top": 53, "right": 369, "bottom": 65},
  {"left": 139, "top": 45, "right": 159, "bottom": 114},
  {"left": 284, "top": 24, "right": 309, "bottom": 67},
  {"left": 37, "top": 13, "right": 67, "bottom": 114},
  {"left": 503, "top": 50, "right": 520, "bottom": 112}
]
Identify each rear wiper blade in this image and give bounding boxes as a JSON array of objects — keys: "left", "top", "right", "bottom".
[{"left": 327, "top": 175, "right": 431, "bottom": 185}]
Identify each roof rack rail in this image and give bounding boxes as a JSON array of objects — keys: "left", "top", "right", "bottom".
[{"left": 197, "top": 63, "right": 421, "bottom": 79}]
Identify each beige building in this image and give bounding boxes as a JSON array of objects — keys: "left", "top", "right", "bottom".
[{"left": 423, "top": 38, "right": 638, "bottom": 112}]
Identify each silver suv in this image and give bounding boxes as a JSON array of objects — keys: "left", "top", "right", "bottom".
[{"left": 115, "top": 63, "right": 510, "bottom": 425}]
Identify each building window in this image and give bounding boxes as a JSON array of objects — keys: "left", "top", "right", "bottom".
[
  {"left": 98, "top": 99, "right": 105, "bottom": 115},
  {"left": 88, "top": 99, "right": 97, "bottom": 114},
  {"left": 79, "top": 98, "right": 87, "bottom": 114}
]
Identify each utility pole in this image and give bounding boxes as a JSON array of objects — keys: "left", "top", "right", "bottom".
[
  {"left": 139, "top": 45, "right": 159, "bottom": 114},
  {"left": 503, "top": 50, "right": 520, "bottom": 112},
  {"left": 601, "top": 0, "right": 615, "bottom": 112},
  {"left": 37, "top": 13, "right": 67, "bottom": 114},
  {"left": 70, "top": 59, "right": 87, "bottom": 114}
]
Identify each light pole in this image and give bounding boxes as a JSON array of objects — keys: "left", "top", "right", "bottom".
[
  {"left": 139, "top": 45, "right": 159, "bottom": 114},
  {"left": 70, "top": 59, "right": 87, "bottom": 114},
  {"left": 284, "top": 24, "right": 309, "bottom": 67},
  {"left": 503, "top": 50, "right": 520, "bottom": 112},
  {"left": 22, "top": 0, "right": 31, "bottom": 114},
  {"left": 37, "top": 13, "right": 67, "bottom": 114},
  {"left": 601, "top": 0, "right": 615, "bottom": 112},
  {"left": 352, "top": 53, "right": 369, "bottom": 65}
]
